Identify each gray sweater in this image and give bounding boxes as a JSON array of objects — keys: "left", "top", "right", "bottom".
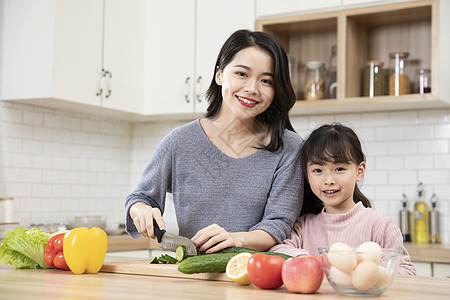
[{"left": 125, "top": 119, "right": 303, "bottom": 243}]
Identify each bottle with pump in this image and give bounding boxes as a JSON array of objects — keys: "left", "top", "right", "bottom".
[
  {"left": 413, "top": 182, "right": 429, "bottom": 243},
  {"left": 399, "top": 194, "right": 411, "bottom": 242},
  {"left": 429, "top": 193, "right": 441, "bottom": 244}
]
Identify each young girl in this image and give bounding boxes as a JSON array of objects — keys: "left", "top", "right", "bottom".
[
  {"left": 126, "top": 30, "right": 303, "bottom": 253},
  {"left": 270, "top": 123, "right": 416, "bottom": 276}
]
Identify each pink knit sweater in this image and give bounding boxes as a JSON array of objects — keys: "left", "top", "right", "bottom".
[{"left": 269, "top": 202, "right": 416, "bottom": 276}]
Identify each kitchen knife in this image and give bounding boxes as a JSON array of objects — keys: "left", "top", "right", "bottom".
[{"left": 153, "top": 222, "right": 197, "bottom": 256}]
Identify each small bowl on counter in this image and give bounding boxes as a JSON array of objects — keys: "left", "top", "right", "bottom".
[
  {"left": 66, "top": 216, "right": 107, "bottom": 230},
  {"left": 318, "top": 246, "right": 402, "bottom": 297}
]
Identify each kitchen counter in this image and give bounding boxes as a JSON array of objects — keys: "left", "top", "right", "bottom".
[
  {"left": 107, "top": 235, "right": 450, "bottom": 263},
  {"left": 404, "top": 242, "right": 450, "bottom": 263},
  {"left": 0, "top": 264, "right": 449, "bottom": 300}
]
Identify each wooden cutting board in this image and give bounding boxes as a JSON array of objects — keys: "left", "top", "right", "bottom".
[{"left": 100, "top": 259, "right": 230, "bottom": 282}]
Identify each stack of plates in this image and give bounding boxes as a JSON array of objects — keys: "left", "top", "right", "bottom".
[{"left": 0, "top": 223, "right": 20, "bottom": 240}]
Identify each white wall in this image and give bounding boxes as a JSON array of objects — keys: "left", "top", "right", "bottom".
[{"left": 0, "top": 101, "right": 132, "bottom": 226}]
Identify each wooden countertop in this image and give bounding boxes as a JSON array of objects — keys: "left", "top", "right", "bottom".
[
  {"left": 1, "top": 266, "right": 449, "bottom": 299},
  {"left": 404, "top": 242, "right": 450, "bottom": 263},
  {"left": 107, "top": 235, "right": 450, "bottom": 263}
]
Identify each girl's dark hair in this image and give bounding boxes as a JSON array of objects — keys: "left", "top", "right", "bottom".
[
  {"left": 204, "top": 29, "right": 296, "bottom": 152},
  {"left": 300, "top": 123, "right": 372, "bottom": 215}
]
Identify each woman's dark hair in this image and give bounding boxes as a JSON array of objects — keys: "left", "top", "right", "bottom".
[
  {"left": 299, "top": 123, "right": 372, "bottom": 215},
  {"left": 204, "top": 29, "right": 296, "bottom": 152}
]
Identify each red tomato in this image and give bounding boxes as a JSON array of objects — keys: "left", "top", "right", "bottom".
[{"left": 246, "top": 253, "right": 285, "bottom": 289}]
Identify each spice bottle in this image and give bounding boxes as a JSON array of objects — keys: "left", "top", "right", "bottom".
[
  {"left": 399, "top": 194, "right": 411, "bottom": 242},
  {"left": 304, "top": 61, "right": 326, "bottom": 101},
  {"left": 328, "top": 45, "right": 337, "bottom": 99},
  {"left": 364, "top": 60, "right": 384, "bottom": 98},
  {"left": 429, "top": 194, "right": 441, "bottom": 244},
  {"left": 415, "top": 68, "right": 431, "bottom": 94},
  {"left": 413, "top": 182, "right": 429, "bottom": 243},
  {"left": 389, "top": 52, "right": 409, "bottom": 96}
]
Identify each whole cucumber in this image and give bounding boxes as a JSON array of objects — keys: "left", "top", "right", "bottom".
[{"left": 178, "top": 253, "right": 237, "bottom": 274}]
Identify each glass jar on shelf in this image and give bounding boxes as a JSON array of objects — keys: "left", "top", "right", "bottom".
[
  {"left": 389, "top": 52, "right": 409, "bottom": 96},
  {"left": 328, "top": 45, "right": 337, "bottom": 99},
  {"left": 287, "top": 54, "right": 298, "bottom": 97},
  {"left": 304, "top": 61, "right": 326, "bottom": 101},
  {"left": 414, "top": 68, "right": 431, "bottom": 94},
  {"left": 363, "top": 60, "right": 384, "bottom": 98}
]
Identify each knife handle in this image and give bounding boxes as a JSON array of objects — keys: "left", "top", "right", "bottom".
[{"left": 153, "top": 221, "right": 166, "bottom": 243}]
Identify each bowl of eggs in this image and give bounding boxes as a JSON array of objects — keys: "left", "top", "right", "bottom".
[{"left": 318, "top": 242, "right": 402, "bottom": 297}]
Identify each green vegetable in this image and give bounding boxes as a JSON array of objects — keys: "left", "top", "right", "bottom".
[
  {"left": 202, "top": 246, "right": 292, "bottom": 260},
  {"left": 150, "top": 256, "right": 159, "bottom": 264},
  {"left": 178, "top": 253, "right": 237, "bottom": 274},
  {"left": 178, "top": 246, "right": 292, "bottom": 274},
  {"left": 176, "top": 245, "right": 188, "bottom": 262},
  {"left": 156, "top": 254, "right": 178, "bottom": 264},
  {"left": 0, "top": 227, "right": 51, "bottom": 269}
]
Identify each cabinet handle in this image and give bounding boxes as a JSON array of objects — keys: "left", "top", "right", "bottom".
[
  {"left": 104, "top": 70, "right": 112, "bottom": 98},
  {"left": 96, "top": 69, "right": 106, "bottom": 96},
  {"left": 196, "top": 76, "right": 202, "bottom": 103},
  {"left": 185, "top": 77, "right": 191, "bottom": 103}
]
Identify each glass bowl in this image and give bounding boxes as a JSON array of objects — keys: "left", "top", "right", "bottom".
[{"left": 318, "top": 247, "right": 402, "bottom": 297}]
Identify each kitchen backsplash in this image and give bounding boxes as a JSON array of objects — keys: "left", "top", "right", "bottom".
[{"left": 1, "top": 101, "right": 449, "bottom": 244}]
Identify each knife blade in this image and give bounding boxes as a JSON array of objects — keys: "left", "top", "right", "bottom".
[{"left": 153, "top": 222, "right": 197, "bottom": 256}]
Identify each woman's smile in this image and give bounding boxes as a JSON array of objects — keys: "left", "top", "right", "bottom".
[{"left": 236, "top": 95, "right": 259, "bottom": 107}]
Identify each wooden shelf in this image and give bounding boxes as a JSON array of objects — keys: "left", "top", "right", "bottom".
[{"left": 256, "top": 0, "right": 449, "bottom": 116}]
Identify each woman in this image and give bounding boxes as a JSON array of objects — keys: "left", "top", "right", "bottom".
[{"left": 126, "top": 29, "right": 303, "bottom": 253}]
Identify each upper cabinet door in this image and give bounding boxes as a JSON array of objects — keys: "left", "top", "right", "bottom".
[
  {"left": 256, "top": 0, "right": 341, "bottom": 18},
  {"left": 143, "top": 0, "right": 196, "bottom": 115},
  {"left": 1, "top": 0, "right": 103, "bottom": 105},
  {"left": 52, "top": 0, "right": 103, "bottom": 105},
  {"left": 102, "top": 0, "right": 146, "bottom": 113},
  {"left": 195, "top": 0, "right": 256, "bottom": 113}
]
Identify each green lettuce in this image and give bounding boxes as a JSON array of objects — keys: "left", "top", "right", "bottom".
[{"left": 0, "top": 227, "right": 51, "bottom": 269}]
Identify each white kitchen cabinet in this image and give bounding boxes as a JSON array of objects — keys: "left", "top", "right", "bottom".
[
  {"left": 1, "top": 0, "right": 145, "bottom": 114},
  {"left": 412, "top": 261, "right": 433, "bottom": 277},
  {"left": 256, "top": 0, "right": 341, "bottom": 18},
  {"left": 145, "top": 0, "right": 256, "bottom": 115},
  {"left": 2, "top": 0, "right": 255, "bottom": 119},
  {"left": 433, "top": 263, "right": 450, "bottom": 278}
]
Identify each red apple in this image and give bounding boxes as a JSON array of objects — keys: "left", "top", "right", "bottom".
[{"left": 281, "top": 256, "right": 324, "bottom": 294}]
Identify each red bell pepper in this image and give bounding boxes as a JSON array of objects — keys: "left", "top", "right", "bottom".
[{"left": 44, "top": 233, "right": 70, "bottom": 270}]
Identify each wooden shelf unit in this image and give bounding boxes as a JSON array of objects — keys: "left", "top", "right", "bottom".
[{"left": 256, "top": 0, "right": 448, "bottom": 116}]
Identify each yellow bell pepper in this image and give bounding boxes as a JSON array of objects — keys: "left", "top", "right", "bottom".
[{"left": 63, "top": 227, "right": 108, "bottom": 275}]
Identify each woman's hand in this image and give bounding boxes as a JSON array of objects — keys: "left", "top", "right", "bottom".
[
  {"left": 129, "top": 202, "right": 165, "bottom": 239},
  {"left": 191, "top": 224, "right": 241, "bottom": 253}
]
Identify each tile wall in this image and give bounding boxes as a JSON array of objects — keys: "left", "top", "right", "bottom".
[{"left": 1, "top": 101, "right": 449, "bottom": 244}]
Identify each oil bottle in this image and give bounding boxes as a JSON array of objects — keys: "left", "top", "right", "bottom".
[
  {"left": 429, "top": 193, "right": 441, "bottom": 244},
  {"left": 399, "top": 194, "right": 411, "bottom": 242},
  {"left": 413, "top": 183, "right": 429, "bottom": 243}
]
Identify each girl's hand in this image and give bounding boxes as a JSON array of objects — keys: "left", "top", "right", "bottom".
[
  {"left": 191, "top": 224, "right": 240, "bottom": 253},
  {"left": 129, "top": 202, "right": 165, "bottom": 239}
]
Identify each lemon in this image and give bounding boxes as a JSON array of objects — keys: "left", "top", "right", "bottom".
[{"left": 226, "top": 252, "right": 252, "bottom": 285}]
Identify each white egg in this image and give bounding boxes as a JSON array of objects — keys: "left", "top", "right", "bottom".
[
  {"left": 328, "top": 242, "right": 357, "bottom": 274},
  {"left": 356, "top": 241, "right": 382, "bottom": 264},
  {"left": 352, "top": 261, "right": 380, "bottom": 291},
  {"left": 330, "top": 266, "right": 353, "bottom": 286},
  {"left": 375, "top": 266, "right": 391, "bottom": 287}
]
